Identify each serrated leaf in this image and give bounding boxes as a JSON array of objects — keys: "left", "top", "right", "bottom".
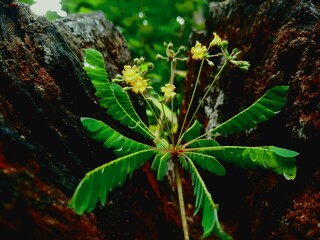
[
  {"left": 187, "top": 138, "right": 220, "bottom": 148},
  {"left": 151, "top": 153, "right": 162, "bottom": 171},
  {"left": 184, "top": 152, "right": 226, "bottom": 176},
  {"left": 211, "top": 85, "right": 289, "bottom": 135},
  {"left": 185, "top": 158, "right": 231, "bottom": 239},
  {"left": 268, "top": 146, "right": 299, "bottom": 157},
  {"left": 69, "top": 149, "right": 156, "bottom": 214},
  {"left": 83, "top": 48, "right": 154, "bottom": 139},
  {"left": 182, "top": 120, "right": 203, "bottom": 142},
  {"left": 190, "top": 145, "right": 297, "bottom": 180},
  {"left": 84, "top": 48, "right": 106, "bottom": 69},
  {"left": 156, "top": 152, "right": 171, "bottom": 181},
  {"left": 149, "top": 98, "right": 177, "bottom": 126},
  {"left": 178, "top": 155, "right": 189, "bottom": 170},
  {"left": 81, "top": 117, "right": 150, "bottom": 157}
]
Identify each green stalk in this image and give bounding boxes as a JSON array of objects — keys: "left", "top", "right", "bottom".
[
  {"left": 182, "top": 59, "right": 228, "bottom": 136},
  {"left": 143, "top": 94, "right": 169, "bottom": 148},
  {"left": 170, "top": 59, "right": 177, "bottom": 85},
  {"left": 177, "top": 58, "right": 205, "bottom": 145},
  {"left": 174, "top": 162, "right": 190, "bottom": 240},
  {"left": 160, "top": 101, "right": 172, "bottom": 142},
  {"left": 171, "top": 97, "right": 175, "bottom": 145}
]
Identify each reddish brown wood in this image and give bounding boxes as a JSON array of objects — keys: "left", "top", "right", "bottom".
[
  {"left": 183, "top": 0, "right": 320, "bottom": 239},
  {"left": 0, "top": 3, "right": 183, "bottom": 239}
]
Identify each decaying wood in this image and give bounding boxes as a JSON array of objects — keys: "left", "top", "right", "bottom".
[
  {"left": 1, "top": 1, "right": 319, "bottom": 239},
  {"left": 0, "top": 3, "right": 182, "bottom": 240},
  {"left": 183, "top": 0, "right": 320, "bottom": 239}
]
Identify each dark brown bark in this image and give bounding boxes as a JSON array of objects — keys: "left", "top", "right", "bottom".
[
  {"left": 0, "top": 3, "right": 181, "bottom": 240},
  {"left": 183, "top": 0, "right": 320, "bottom": 239}
]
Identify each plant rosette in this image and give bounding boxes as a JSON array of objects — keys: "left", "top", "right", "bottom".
[{"left": 69, "top": 33, "right": 299, "bottom": 240}]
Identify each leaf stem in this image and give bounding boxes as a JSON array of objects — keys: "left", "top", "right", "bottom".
[
  {"left": 177, "top": 58, "right": 205, "bottom": 145},
  {"left": 174, "top": 162, "right": 190, "bottom": 240},
  {"left": 170, "top": 60, "right": 177, "bottom": 85},
  {"left": 143, "top": 94, "right": 169, "bottom": 148},
  {"left": 177, "top": 58, "right": 229, "bottom": 147},
  {"left": 171, "top": 98, "right": 175, "bottom": 145},
  {"left": 160, "top": 101, "right": 173, "bottom": 142}
]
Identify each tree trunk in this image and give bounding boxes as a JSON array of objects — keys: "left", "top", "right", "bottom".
[
  {"left": 183, "top": 0, "right": 320, "bottom": 239},
  {"left": 0, "top": 3, "right": 182, "bottom": 240}
]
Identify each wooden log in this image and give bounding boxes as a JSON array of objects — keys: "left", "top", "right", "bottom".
[
  {"left": 183, "top": 0, "right": 320, "bottom": 239},
  {"left": 0, "top": 2, "right": 182, "bottom": 239}
]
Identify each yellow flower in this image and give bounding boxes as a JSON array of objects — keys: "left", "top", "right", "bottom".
[
  {"left": 131, "top": 77, "right": 148, "bottom": 94},
  {"left": 122, "top": 65, "right": 139, "bottom": 84},
  {"left": 190, "top": 41, "right": 207, "bottom": 60},
  {"left": 161, "top": 83, "right": 176, "bottom": 98},
  {"left": 209, "top": 32, "right": 222, "bottom": 47}
]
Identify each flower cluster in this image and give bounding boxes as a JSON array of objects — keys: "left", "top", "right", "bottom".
[
  {"left": 114, "top": 32, "right": 250, "bottom": 114},
  {"left": 116, "top": 57, "right": 177, "bottom": 100},
  {"left": 112, "top": 58, "right": 152, "bottom": 95},
  {"left": 190, "top": 32, "right": 250, "bottom": 71},
  {"left": 190, "top": 41, "right": 207, "bottom": 60},
  {"left": 161, "top": 83, "right": 176, "bottom": 99},
  {"left": 121, "top": 65, "right": 149, "bottom": 94}
]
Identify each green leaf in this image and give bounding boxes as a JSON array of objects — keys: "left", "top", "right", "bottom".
[
  {"left": 190, "top": 146, "right": 297, "bottom": 180},
  {"left": 182, "top": 120, "right": 203, "bottom": 142},
  {"left": 83, "top": 48, "right": 154, "bottom": 140},
  {"left": 84, "top": 48, "right": 106, "bottom": 70},
  {"left": 156, "top": 152, "right": 172, "bottom": 181},
  {"left": 178, "top": 155, "right": 189, "bottom": 170},
  {"left": 268, "top": 146, "right": 299, "bottom": 157},
  {"left": 211, "top": 85, "right": 289, "bottom": 135},
  {"left": 185, "top": 157, "right": 231, "bottom": 239},
  {"left": 148, "top": 98, "right": 178, "bottom": 126},
  {"left": 151, "top": 153, "right": 161, "bottom": 171},
  {"left": 81, "top": 117, "right": 150, "bottom": 157},
  {"left": 187, "top": 138, "right": 220, "bottom": 148},
  {"left": 184, "top": 152, "right": 226, "bottom": 176},
  {"left": 69, "top": 149, "right": 156, "bottom": 214}
]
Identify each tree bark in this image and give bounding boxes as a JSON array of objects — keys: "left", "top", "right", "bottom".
[
  {"left": 0, "top": 3, "right": 182, "bottom": 240},
  {"left": 183, "top": 0, "right": 320, "bottom": 239}
]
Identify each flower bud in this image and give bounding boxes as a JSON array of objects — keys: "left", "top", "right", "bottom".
[
  {"left": 206, "top": 59, "right": 214, "bottom": 67},
  {"left": 147, "top": 62, "right": 154, "bottom": 70},
  {"left": 230, "top": 60, "right": 250, "bottom": 71},
  {"left": 133, "top": 58, "right": 140, "bottom": 65},
  {"left": 156, "top": 53, "right": 166, "bottom": 60},
  {"left": 139, "top": 57, "right": 145, "bottom": 63},
  {"left": 220, "top": 40, "right": 228, "bottom": 49},
  {"left": 209, "top": 32, "right": 222, "bottom": 48},
  {"left": 167, "top": 42, "right": 173, "bottom": 49}
]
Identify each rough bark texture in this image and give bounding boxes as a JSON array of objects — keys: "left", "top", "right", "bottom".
[
  {"left": 0, "top": 3, "right": 182, "bottom": 240},
  {"left": 1, "top": 1, "right": 319, "bottom": 240},
  {"left": 183, "top": 0, "right": 319, "bottom": 239}
]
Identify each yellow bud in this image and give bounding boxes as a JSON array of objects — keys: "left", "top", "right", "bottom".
[{"left": 209, "top": 32, "right": 222, "bottom": 47}]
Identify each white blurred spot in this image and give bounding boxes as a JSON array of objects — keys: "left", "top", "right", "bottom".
[
  {"left": 30, "top": 0, "right": 67, "bottom": 17},
  {"left": 176, "top": 16, "right": 185, "bottom": 25},
  {"left": 143, "top": 19, "right": 148, "bottom": 26},
  {"left": 138, "top": 11, "right": 144, "bottom": 18}
]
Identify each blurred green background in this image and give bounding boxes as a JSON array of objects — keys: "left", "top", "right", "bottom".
[{"left": 19, "top": 0, "right": 212, "bottom": 83}]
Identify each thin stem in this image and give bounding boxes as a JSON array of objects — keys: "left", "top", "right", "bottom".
[
  {"left": 171, "top": 97, "right": 175, "bottom": 145},
  {"left": 170, "top": 60, "right": 177, "bottom": 85},
  {"left": 177, "top": 58, "right": 205, "bottom": 144},
  {"left": 181, "top": 131, "right": 211, "bottom": 149},
  {"left": 143, "top": 94, "right": 169, "bottom": 148},
  {"left": 182, "top": 59, "right": 228, "bottom": 137},
  {"left": 174, "top": 162, "right": 189, "bottom": 240},
  {"left": 160, "top": 101, "right": 173, "bottom": 142}
]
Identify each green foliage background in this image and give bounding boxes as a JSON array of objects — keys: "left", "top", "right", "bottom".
[
  {"left": 21, "top": 0, "right": 213, "bottom": 86},
  {"left": 61, "top": 0, "right": 207, "bottom": 57}
]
